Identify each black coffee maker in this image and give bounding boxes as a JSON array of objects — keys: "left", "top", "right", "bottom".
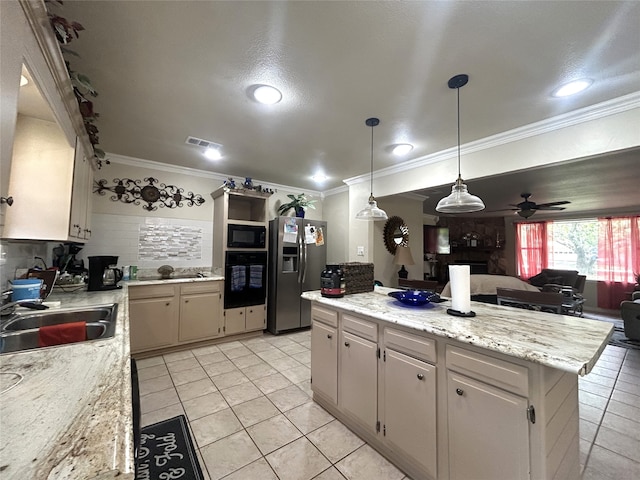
[{"left": 88, "top": 256, "right": 123, "bottom": 291}]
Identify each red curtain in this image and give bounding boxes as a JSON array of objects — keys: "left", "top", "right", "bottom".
[
  {"left": 515, "top": 222, "right": 547, "bottom": 279},
  {"left": 597, "top": 216, "right": 640, "bottom": 309}
]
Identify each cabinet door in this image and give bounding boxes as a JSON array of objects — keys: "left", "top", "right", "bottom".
[
  {"left": 179, "top": 292, "right": 222, "bottom": 342},
  {"left": 310, "top": 320, "right": 338, "bottom": 404},
  {"left": 384, "top": 349, "right": 437, "bottom": 479},
  {"left": 448, "top": 371, "right": 530, "bottom": 480},
  {"left": 129, "top": 297, "right": 178, "bottom": 352},
  {"left": 68, "top": 139, "right": 87, "bottom": 239},
  {"left": 245, "top": 304, "right": 265, "bottom": 331},
  {"left": 340, "top": 330, "right": 377, "bottom": 432},
  {"left": 224, "top": 307, "right": 245, "bottom": 335}
]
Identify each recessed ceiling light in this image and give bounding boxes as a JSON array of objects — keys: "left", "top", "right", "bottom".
[
  {"left": 20, "top": 75, "right": 28, "bottom": 87},
  {"left": 552, "top": 79, "right": 593, "bottom": 97},
  {"left": 392, "top": 144, "right": 413, "bottom": 156},
  {"left": 253, "top": 85, "right": 282, "bottom": 105},
  {"left": 311, "top": 173, "right": 327, "bottom": 183},
  {"left": 204, "top": 147, "right": 222, "bottom": 160}
]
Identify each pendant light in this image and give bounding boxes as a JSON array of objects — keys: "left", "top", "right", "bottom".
[
  {"left": 436, "top": 74, "right": 485, "bottom": 214},
  {"left": 356, "top": 117, "right": 388, "bottom": 221}
]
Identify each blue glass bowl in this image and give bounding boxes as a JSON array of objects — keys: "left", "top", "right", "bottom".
[{"left": 388, "top": 290, "right": 438, "bottom": 306}]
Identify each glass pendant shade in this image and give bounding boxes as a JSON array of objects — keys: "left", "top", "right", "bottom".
[
  {"left": 356, "top": 118, "right": 388, "bottom": 221},
  {"left": 436, "top": 176, "right": 486, "bottom": 213}
]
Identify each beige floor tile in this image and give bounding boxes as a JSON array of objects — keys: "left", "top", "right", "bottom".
[
  {"left": 203, "top": 359, "right": 238, "bottom": 377},
  {"left": 212, "top": 370, "right": 250, "bottom": 390},
  {"left": 247, "top": 342, "right": 277, "bottom": 353},
  {"left": 579, "top": 381, "right": 613, "bottom": 398},
  {"left": 163, "top": 350, "right": 195, "bottom": 363},
  {"left": 615, "top": 379, "right": 640, "bottom": 396},
  {"left": 138, "top": 363, "right": 169, "bottom": 381},
  {"left": 247, "top": 414, "right": 303, "bottom": 455},
  {"left": 257, "top": 348, "right": 288, "bottom": 362},
  {"left": 196, "top": 448, "right": 212, "bottom": 480},
  {"left": 223, "top": 458, "right": 279, "bottom": 480},
  {"left": 601, "top": 411, "right": 640, "bottom": 441},
  {"left": 176, "top": 377, "right": 218, "bottom": 402},
  {"left": 580, "top": 419, "right": 598, "bottom": 443},
  {"left": 140, "top": 387, "right": 180, "bottom": 414},
  {"left": 284, "top": 402, "right": 334, "bottom": 434},
  {"left": 313, "top": 467, "right": 348, "bottom": 480},
  {"left": 298, "top": 379, "right": 313, "bottom": 397},
  {"left": 195, "top": 351, "right": 227, "bottom": 366},
  {"left": 231, "top": 353, "right": 263, "bottom": 369},
  {"left": 307, "top": 419, "right": 365, "bottom": 463},
  {"left": 580, "top": 371, "right": 617, "bottom": 388},
  {"left": 266, "top": 436, "right": 331, "bottom": 480},
  {"left": 582, "top": 444, "right": 640, "bottom": 480},
  {"left": 606, "top": 398, "right": 640, "bottom": 421},
  {"left": 191, "top": 344, "right": 221, "bottom": 356},
  {"left": 579, "top": 403, "right": 605, "bottom": 425},
  {"left": 190, "top": 408, "right": 243, "bottom": 448},
  {"left": 183, "top": 391, "right": 229, "bottom": 421},
  {"left": 279, "top": 343, "right": 309, "bottom": 355},
  {"left": 139, "top": 374, "right": 173, "bottom": 396},
  {"left": 166, "top": 357, "right": 201, "bottom": 373},
  {"left": 232, "top": 396, "right": 280, "bottom": 428},
  {"left": 141, "top": 403, "right": 185, "bottom": 427},
  {"left": 579, "top": 390, "right": 609, "bottom": 410},
  {"left": 335, "top": 444, "right": 405, "bottom": 480},
  {"left": 253, "top": 372, "right": 293, "bottom": 395},
  {"left": 610, "top": 388, "right": 639, "bottom": 407},
  {"left": 201, "top": 430, "right": 262, "bottom": 480},
  {"left": 135, "top": 356, "right": 164, "bottom": 369},
  {"left": 220, "top": 382, "right": 264, "bottom": 406},
  {"left": 170, "top": 365, "right": 208, "bottom": 386},
  {"left": 298, "top": 340, "right": 312, "bottom": 349},
  {"left": 241, "top": 362, "right": 278, "bottom": 380},
  {"left": 267, "top": 356, "right": 303, "bottom": 372},
  {"left": 292, "top": 350, "right": 312, "bottom": 365},
  {"left": 218, "top": 340, "right": 244, "bottom": 351},
  {"left": 224, "top": 345, "right": 253, "bottom": 359},
  {"left": 267, "top": 384, "right": 310, "bottom": 412},
  {"left": 281, "top": 365, "right": 311, "bottom": 384},
  {"left": 594, "top": 425, "right": 640, "bottom": 461},
  {"left": 266, "top": 336, "right": 297, "bottom": 348}
]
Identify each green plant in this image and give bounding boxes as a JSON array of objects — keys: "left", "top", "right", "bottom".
[{"left": 277, "top": 194, "right": 316, "bottom": 216}]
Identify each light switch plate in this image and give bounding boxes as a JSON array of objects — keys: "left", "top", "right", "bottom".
[{"left": 357, "top": 246, "right": 365, "bottom": 256}]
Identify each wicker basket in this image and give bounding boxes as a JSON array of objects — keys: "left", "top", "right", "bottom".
[{"left": 339, "top": 262, "right": 374, "bottom": 294}]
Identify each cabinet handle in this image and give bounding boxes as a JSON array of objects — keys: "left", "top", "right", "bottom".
[
  {"left": 165, "top": 302, "right": 171, "bottom": 306},
  {"left": 344, "top": 341, "right": 350, "bottom": 347},
  {"left": 417, "top": 373, "right": 424, "bottom": 380},
  {"left": 456, "top": 388, "right": 464, "bottom": 396},
  {"left": 327, "top": 334, "right": 332, "bottom": 339},
  {"left": 185, "top": 300, "right": 189, "bottom": 303}
]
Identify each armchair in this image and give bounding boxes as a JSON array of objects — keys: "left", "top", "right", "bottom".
[{"left": 620, "top": 291, "right": 640, "bottom": 340}]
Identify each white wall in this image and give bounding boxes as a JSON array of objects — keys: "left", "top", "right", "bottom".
[{"left": 322, "top": 190, "right": 349, "bottom": 264}]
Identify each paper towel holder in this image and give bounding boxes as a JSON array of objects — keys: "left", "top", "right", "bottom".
[{"left": 447, "top": 308, "right": 476, "bottom": 317}]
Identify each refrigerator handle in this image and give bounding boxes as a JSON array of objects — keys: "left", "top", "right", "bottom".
[
  {"left": 297, "top": 233, "right": 303, "bottom": 284},
  {"left": 302, "top": 239, "right": 308, "bottom": 284}
]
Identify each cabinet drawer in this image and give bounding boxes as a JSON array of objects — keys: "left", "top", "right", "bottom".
[
  {"left": 342, "top": 313, "right": 378, "bottom": 342},
  {"left": 446, "top": 345, "right": 529, "bottom": 396},
  {"left": 128, "top": 284, "right": 177, "bottom": 300},
  {"left": 312, "top": 305, "right": 338, "bottom": 328},
  {"left": 384, "top": 327, "right": 436, "bottom": 364},
  {"left": 181, "top": 281, "right": 221, "bottom": 295}
]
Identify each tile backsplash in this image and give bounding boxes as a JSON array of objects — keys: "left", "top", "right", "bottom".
[{"left": 0, "top": 240, "right": 50, "bottom": 290}]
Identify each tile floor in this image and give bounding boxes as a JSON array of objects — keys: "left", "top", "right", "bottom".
[{"left": 137, "top": 328, "right": 640, "bottom": 480}]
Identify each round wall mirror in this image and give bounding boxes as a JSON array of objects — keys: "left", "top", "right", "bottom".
[{"left": 383, "top": 216, "right": 409, "bottom": 254}]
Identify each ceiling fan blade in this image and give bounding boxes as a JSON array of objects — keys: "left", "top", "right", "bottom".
[
  {"left": 536, "top": 206, "right": 567, "bottom": 211},
  {"left": 535, "top": 200, "right": 571, "bottom": 208}
]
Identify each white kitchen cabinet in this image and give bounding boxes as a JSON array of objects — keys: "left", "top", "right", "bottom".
[
  {"left": 339, "top": 329, "right": 378, "bottom": 433},
  {"left": 383, "top": 348, "right": 437, "bottom": 479},
  {"left": 447, "top": 370, "right": 530, "bottom": 480},
  {"left": 179, "top": 282, "right": 223, "bottom": 342},
  {"left": 224, "top": 304, "right": 266, "bottom": 335},
  {"left": 129, "top": 284, "right": 178, "bottom": 353},
  {"left": 310, "top": 306, "right": 338, "bottom": 404},
  {"left": 69, "top": 138, "right": 94, "bottom": 240}
]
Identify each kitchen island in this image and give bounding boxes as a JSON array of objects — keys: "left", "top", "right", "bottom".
[
  {"left": 302, "top": 287, "right": 613, "bottom": 480},
  {"left": 0, "top": 275, "right": 223, "bottom": 480}
]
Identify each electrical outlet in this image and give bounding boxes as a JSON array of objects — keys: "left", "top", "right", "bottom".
[{"left": 357, "top": 246, "right": 365, "bottom": 256}]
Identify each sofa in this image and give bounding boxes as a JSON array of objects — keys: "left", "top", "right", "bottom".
[
  {"left": 528, "top": 269, "right": 579, "bottom": 289},
  {"left": 621, "top": 291, "right": 640, "bottom": 340}
]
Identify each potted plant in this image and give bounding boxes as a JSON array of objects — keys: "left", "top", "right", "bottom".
[{"left": 277, "top": 194, "right": 316, "bottom": 218}]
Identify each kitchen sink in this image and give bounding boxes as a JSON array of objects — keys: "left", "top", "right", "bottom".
[{"left": 0, "top": 304, "right": 118, "bottom": 354}]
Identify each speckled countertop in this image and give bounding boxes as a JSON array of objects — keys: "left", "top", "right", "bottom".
[
  {"left": 0, "top": 276, "right": 222, "bottom": 480},
  {"left": 302, "top": 286, "right": 613, "bottom": 376}
]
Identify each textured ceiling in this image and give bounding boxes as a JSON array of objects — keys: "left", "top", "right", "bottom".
[{"left": 49, "top": 1, "right": 639, "bottom": 216}]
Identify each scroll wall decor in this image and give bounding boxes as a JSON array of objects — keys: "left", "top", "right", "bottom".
[{"left": 94, "top": 177, "right": 206, "bottom": 211}]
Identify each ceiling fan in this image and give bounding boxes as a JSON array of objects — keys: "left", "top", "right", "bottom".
[{"left": 508, "top": 193, "right": 570, "bottom": 218}]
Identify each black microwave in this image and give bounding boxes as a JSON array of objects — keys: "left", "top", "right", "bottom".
[{"left": 227, "top": 224, "right": 266, "bottom": 248}]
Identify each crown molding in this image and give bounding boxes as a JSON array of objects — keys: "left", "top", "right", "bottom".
[
  {"left": 344, "top": 91, "right": 640, "bottom": 186},
  {"left": 323, "top": 184, "right": 349, "bottom": 197}
]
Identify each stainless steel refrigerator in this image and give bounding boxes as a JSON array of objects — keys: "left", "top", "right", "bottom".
[{"left": 267, "top": 216, "right": 327, "bottom": 334}]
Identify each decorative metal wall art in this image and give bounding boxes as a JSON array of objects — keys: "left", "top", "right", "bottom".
[{"left": 94, "top": 177, "right": 205, "bottom": 211}]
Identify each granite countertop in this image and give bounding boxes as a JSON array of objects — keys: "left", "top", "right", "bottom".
[
  {"left": 0, "top": 287, "right": 133, "bottom": 480},
  {"left": 302, "top": 286, "right": 613, "bottom": 376},
  {"left": 126, "top": 275, "right": 224, "bottom": 287}
]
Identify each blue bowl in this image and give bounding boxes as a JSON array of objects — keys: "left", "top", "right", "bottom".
[{"left": 388, "top": 290, "right": 437, "bottom": 306}]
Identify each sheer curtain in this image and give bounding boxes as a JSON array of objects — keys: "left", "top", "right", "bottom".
[
  {"left": 597, "top": 216, "right": 640, "bottom": 309},
  {"left": 516, "top": 222, "right": 547, "bottom": 279}
]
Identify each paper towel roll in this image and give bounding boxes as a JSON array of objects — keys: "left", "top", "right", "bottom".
[{"left": 449, "top": 265, "right": 471, "bottom": 313}]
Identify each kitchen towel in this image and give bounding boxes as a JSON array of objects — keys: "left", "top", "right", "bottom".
[
  {"left": 449, "top": 265, "right": 472, "bottom": 313},
  {"left": 38, "top": 321, "right": 87, "bottom": 347},
  {"left": 231, "top": 265, "right": 246, "bottom": 292},
  {"left": 249, "top": 265, "right": 263, "bottom": 289}
]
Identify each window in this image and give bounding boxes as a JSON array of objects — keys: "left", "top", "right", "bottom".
[{"left": 547, "top": 219, "right": 598, "bottom": 278}]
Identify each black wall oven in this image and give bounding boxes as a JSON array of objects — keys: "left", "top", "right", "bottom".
[
  {"left": 227, "top": 224, "right": 266, "bottom": 249},
  {"left": 225, "top": 251, "right": 267, "bottom": 309}
]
